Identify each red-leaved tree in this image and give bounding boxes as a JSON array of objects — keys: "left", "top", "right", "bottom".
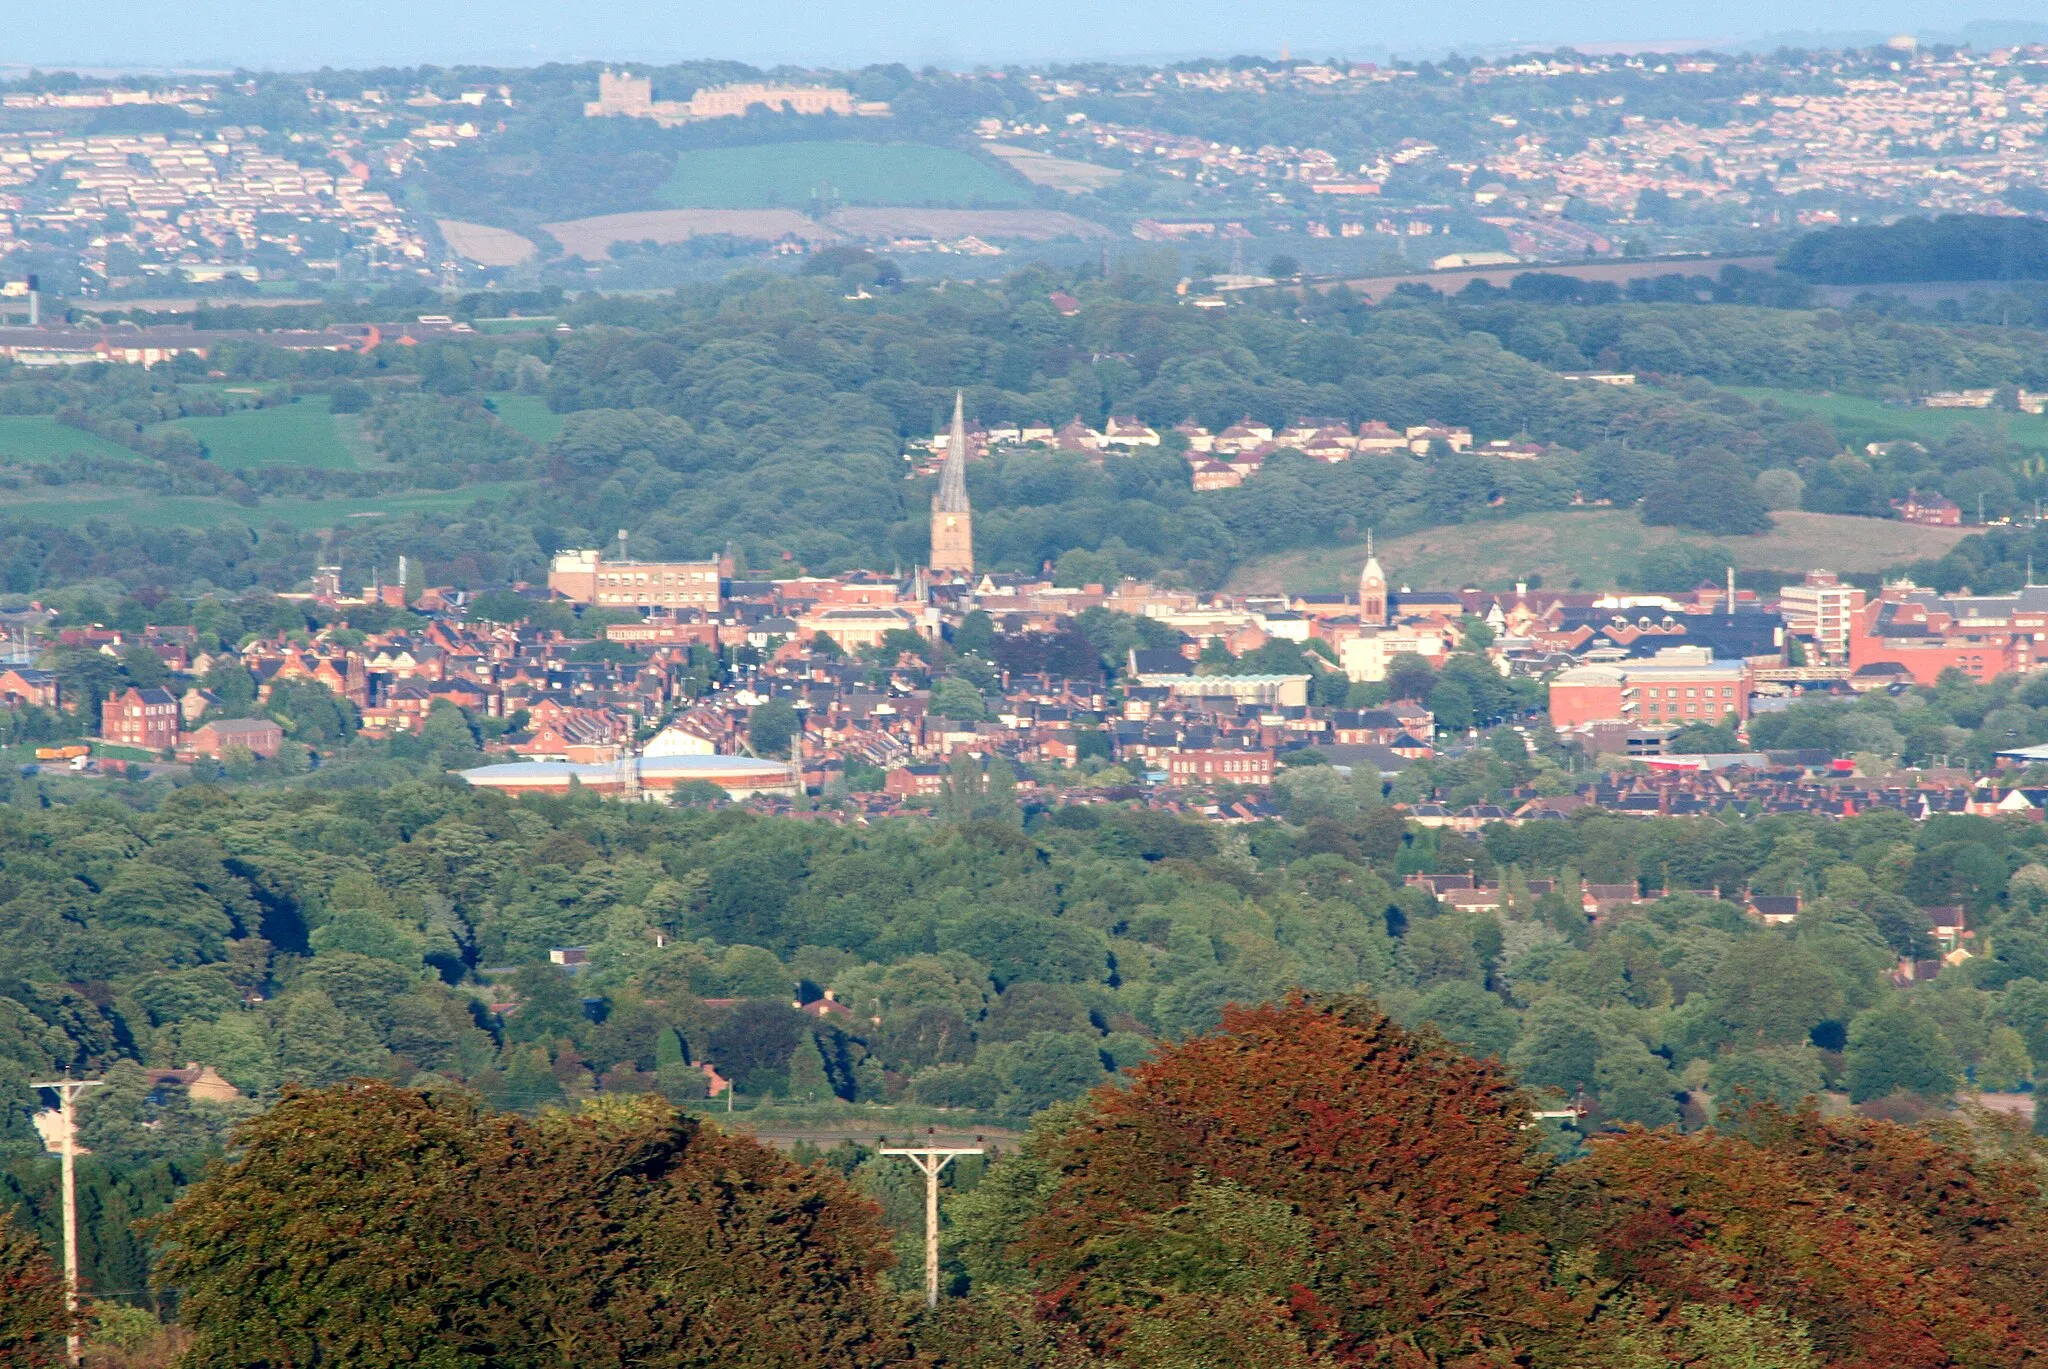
[
  {"left": 1551, "top": 1121, "right": 2045, "bottom": 1369},
  {"left": 1751, "top": 1106, "right": 2048, "bottom": 1340},
  {"left": 1016, "top": 995, "right": 1580, "bottom": 1366}
]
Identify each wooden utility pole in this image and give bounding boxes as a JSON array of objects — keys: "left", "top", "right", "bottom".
[
  {"left": 1526, "top": 1093, "right": 1589, "bottom": 1131},
  {"left": 879, "top": 1143, "right": 983, "bottom": 1307},
  {"left": 31, "top": 1078, "right": 103, "bottom": 1365}
]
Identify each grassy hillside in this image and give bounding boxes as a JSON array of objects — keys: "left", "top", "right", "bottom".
[
  {"left": 1228, "top": 509, "right": 1973, "bottom": 593},
  {"left": 155, "top": 397, "right": 358, "bottom": 470},
  {"left": 657, "top": 142, "right": 1027, "bottom": 209},
  {"left": 1729, "top": 387, "right": 2048, "bottom": 451},
  {"left": 0, "top": 481, "right": 533, "bottom": 531},
  {"left": 0, "top": 416, "right": 140, "bottom": 463},
  {"left": 487, "top": 394, "right": 565, "bottom": 445}
]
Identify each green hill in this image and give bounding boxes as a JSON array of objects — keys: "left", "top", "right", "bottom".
[
  {"left": 155, "top": 397, "right": 357, "bottom": 470},
  {"left": 0, "top": 416, "right": 138, "bottom": 464},
  {"left": 1229, "top": 509, "right": 1974, "bottom": 593},
  {"left": 658, "top": 142, "right": 1027, "bottom": 209}
]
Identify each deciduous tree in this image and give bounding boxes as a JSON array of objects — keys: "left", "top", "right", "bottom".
[
  {"left": 0, "top": 1207, "right": 72, "bottom": 1368},
  {"left": 1017, "top": 995, "right": 1572, "bottom": 1363},
  {"left": 154, "top": 1083, "right": 906, "bottom": 1368}
]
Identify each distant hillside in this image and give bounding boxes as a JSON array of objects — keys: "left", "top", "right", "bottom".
[
  {"left": 657, "top": 142, "right": 1028, "bottom": 209},
  {"left": 1227, "top": 509, "right": 1972, "bottom": 594}
]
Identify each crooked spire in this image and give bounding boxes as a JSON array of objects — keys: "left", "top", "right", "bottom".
[{"left": 935, "top": 390, "right": 970, "bottom": 514}]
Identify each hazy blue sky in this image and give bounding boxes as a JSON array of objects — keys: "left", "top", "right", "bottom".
[{"left": 11, "top": 1, "right": 2048, "bottom": 71}]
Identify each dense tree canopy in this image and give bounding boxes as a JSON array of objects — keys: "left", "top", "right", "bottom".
[{"left": 155, "top": 1084, "right": 906, "bottom": 1368}]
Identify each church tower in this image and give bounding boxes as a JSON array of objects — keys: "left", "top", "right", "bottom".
[
  {"left": 1359, "top": 529, "right": 1387, "bottom": 626},
  {"left": 930, "top": 390, "right": 974, "bottom": 574}
]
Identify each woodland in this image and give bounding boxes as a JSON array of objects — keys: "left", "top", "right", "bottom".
[
  {"left": 6, "top": 256, "right": 2048, "bottom": 597},
  {"left": 1, "top": 743, "right": 2047, "bottom": 1360},
  {"left": 9, "top": 996, "right": 2048, "bottom": 1367}
]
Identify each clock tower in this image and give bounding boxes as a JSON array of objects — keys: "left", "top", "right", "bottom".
[{"left": 1359, "top": 529, "right": 1387, "bottom": 626}]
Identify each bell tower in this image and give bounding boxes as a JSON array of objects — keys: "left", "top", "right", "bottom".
[
  {"left": 930, "top": 390, "right": 974, "bottom": 574},
  {"left": 1359, "top": 529, "right": 1387, "bottom": 626}
]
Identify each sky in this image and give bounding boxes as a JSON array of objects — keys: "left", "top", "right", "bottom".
[{"left": 10, "top": 0, "right": 2048, "bottom": 72}]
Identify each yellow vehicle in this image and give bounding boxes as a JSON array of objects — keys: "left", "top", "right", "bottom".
[{"left": 34, "top": 745, "right": 89, "bottom": 761}]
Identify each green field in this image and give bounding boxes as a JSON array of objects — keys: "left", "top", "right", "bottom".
[
  {"left": 157, "top": 397, "right": 358, "bottom": 470},
  {"left": 657, "top": 142, "right": 1027, "bottom": 209},
  {"left": 0, "top": 417, "right": 140, "bottom": 464},
  {"left": 1230, "top": 509, "right": 1976, "bottom": 594},
  {"left": 0, "top": 481, "right": 535, "bottom": 531},
  {"left": 1729, "top": 387, "right": 2048, "bottom": 450},
  {"left": 488, "top": 394, "right": 565, "bottom": 445}
]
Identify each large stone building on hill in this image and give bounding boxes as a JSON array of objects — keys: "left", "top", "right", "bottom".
[{"left": 583, "top": 71, "right": 886, "bottom": 125}]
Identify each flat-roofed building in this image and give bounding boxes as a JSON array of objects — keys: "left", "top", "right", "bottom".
[
  {"left": 1137, "top": 674, "right": 1312, "bottom": 708},
  {"left": 457, "top": 754, "right": 797, "bottom": 800},
  {"left": 547, "top": 549, "right": 723, "bottom": 613},
  {"left": 1778, "top": 570, "right": 1862, "bottom": 660},
  {"left": 1618, "top": 648, "right": 1752, "bottom": 728},
  {"left": 1549, "top": 648, "right": 1751, "bottom": 729}
]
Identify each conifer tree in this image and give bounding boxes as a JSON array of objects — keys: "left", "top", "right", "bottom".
[{"left": 787, "top": 1032, "right": 835, "bottom": 1102}]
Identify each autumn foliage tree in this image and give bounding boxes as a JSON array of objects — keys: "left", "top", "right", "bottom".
[
  {"left": 984, "top": 996, "right": 2048, "bottom": 1369},
  {"left": 1750, "top": 1107, "right": 2048, "bottom": 1345},
  {"left": 152, "top": 1083, "right": 908, "bottom": 1368},
  {"left": 1014, "top": 995, "right": 1579, "bottom": 1365},
  {"left": 0, "top": 1206, "right": 73, "bottom": 1368},
  {"left": 1540, "top": 1125, "right": 2042, "bottom": 1369}
]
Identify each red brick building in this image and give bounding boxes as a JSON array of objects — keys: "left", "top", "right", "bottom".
[
  {"left": 883, "top": 763, "right": 947, "bottom": 797},
  {"left": 1891, "top": 490, "right": 1962, "bottom": 526},
  {"left": 187, "top": 717, "right": 285, "bottom": 759},
  {"left": 1166, "top": 748, "right": 1275, "bottom": 785},
  {"left": 1847, "top": 584, "right": 2046, "bottom": 686},
  {"left": 1549, "top": 650, "right": 1751, "bottom": 729},
  {"left": 1548, "top": 665, "right": 1628, "bottom": 728},
  {"left": 101, "top": 686, "right": 179, "bottom": 751},
  {"left": 0, "top": 667, "right": 59, "bottom": 710}
]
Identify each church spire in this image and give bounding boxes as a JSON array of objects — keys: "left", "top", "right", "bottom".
[
  {"left": 930, "top": 390, "right": 974, "bottom": 573},
  {"left": 936, "top": 390, "right": 970, "bottom": 514}
]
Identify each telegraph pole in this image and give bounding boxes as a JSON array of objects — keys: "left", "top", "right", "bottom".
[
  {"left": 879, "top": 1140, "right": 983, "bottom": 1307},
  {"left": 31, "top": 1078, "right": 103, "bottom": 1365},
  {"left": 1526, "top": 1093, "right": 1589, "bottom": 1131}
]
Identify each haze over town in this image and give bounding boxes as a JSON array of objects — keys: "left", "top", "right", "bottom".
[
  {"left": 11, "top": 12, "right": 2048, "bottom": 1369},
  {"left": 9, "top": 1, "right": 2048, "bottom": 69}
]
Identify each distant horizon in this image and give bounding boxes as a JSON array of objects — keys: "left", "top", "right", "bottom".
[{"left": 8, "top": 2, "right": 2048, "bottom": 76}]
